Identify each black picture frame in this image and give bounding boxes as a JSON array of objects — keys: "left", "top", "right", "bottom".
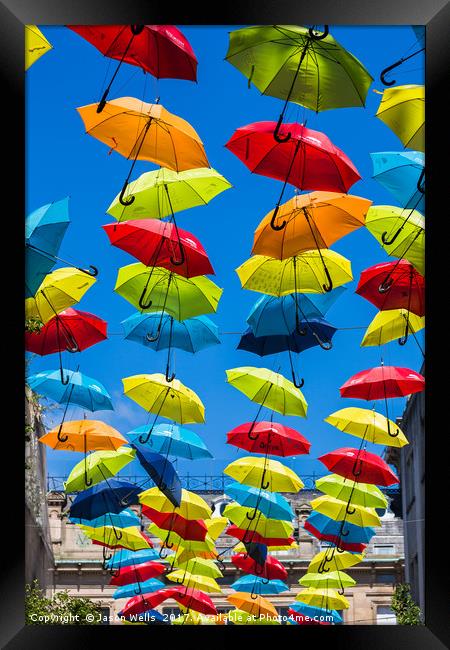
[{"left": 1, "top": 1, "right": 449, "bottom": 647}]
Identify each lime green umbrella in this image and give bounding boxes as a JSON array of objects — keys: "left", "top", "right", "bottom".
[
  {"left": 64, "top": 447, "right": 136, "bottom": 492},
  {"left": 115, "top": 264, "right": 222, "bottom": 318},
  {"left": 316, "top": 474, "right": 388, "bottom": 509},
  {"left": 299, "top": 570, "right": 356, "bottom": 589},
  {"left": 107, "top": 167, "right": 232, "bottom": 221}
]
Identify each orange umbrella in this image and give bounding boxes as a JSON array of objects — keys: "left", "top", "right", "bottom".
[
  {"left": 227, "top": 592, "right": 278, "bottom": 619},
  {"left": 252, "top": 192, "right": 371, "bottom": 259},
  {"left": 39, "top": 420, "right": 127, "bottom": 451}
]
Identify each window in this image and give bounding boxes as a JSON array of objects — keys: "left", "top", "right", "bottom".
[
  {"left": 376, "top": 606, "right": 397, "bottom": 625},
  {"left": 376, "top": 573, "right": 395, "bottom": 584},
  {"left": 373, "top": 544, "right": 395, "bottom": 555}
]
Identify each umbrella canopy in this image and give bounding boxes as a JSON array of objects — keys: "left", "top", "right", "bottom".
[
  {"left": 223, "top": 503, "right": 294, "bottom": 538},
  {"left": 79, "top": 524, "right": 151, "bottom": 551},
  {"left": 25, "top": 25, "right": 53, "bottom": 69},
  {"left": 370, "top": 151, "right": 425, "bottom": 211},
  {"left": 340, "top": 366, "right": 425, "bottom": 400},
  {"left": 310, "top": 495, "right": 381, "bottom": 528},
  {"left": 110, "top": 560, "right": 166, "bottom": 586},
  {"left": 168, "top": 557, "right": 222, "bottom": 579},
  {"left": 361, "top": 309, "right": 424, "bottom": 347},
  {"left": 27, "top": 369, "right": 113, "bottom": 411},
  {"left": 227, "top": 421, "right": 311, "bottom": 457},
  {"left": 296, "top": 588, "right": 349, "bottom": 610},
  {"left": 237, "top": 319, "right": 337, "bottom": 357},
  {"left": 106, "top": 548, "right": 159, "bottom": 570},
  {"left": 375, "top": 84, "right": 424, "bottom": 151},
  {"left": 127, "top": 423, "right": 212, "bottom": 460},
  {"left": 305, "top": 511, "right": 376, "bottom": 545},
  {"left": 224, "top": 456, "right": 303, "bottom": 492},
  {"left": 107, "top": 167, "right": 231, "bottom": 221},
  {"left": 325, "top": 407, "right": 409, "bottom": 447},
  {"left": 148, "top": 524, "right": 215, "bottom": 553},
  {"left": 166, "top": 570, "right": 222, "bottom": 593},
  {"left": 227, "top": 592, "right": 278, "bottom": 619},
  {"left": 70, "top": 508, "right": 141, "bottom": 529},
  {"left": 318, "top": 447, "right": 400, "bottom": 486},
  {"left": 25, "top": 197, "right": 70, "bottom": 297},
  {"left": 142, "top": 505, "right": 207, "bottom": 541},
  {"left": 225, "top": 25, "right": 373, "bottom": 112},
  {"left": 289, "top": 601, "right": 342, "bottom": 623},
  {"left": 315, "top": 474, "right": 387, "bottom": 509},
  {"left": 226, "top": 366, "right": 308, "bottom": 417},
  {"left": 132, "top": 446, "right": 182, "bottom": 507},
  {"left": 236, "top": 250, "right": 352, "bottom": 295},
  {"left": 230, "top": 575, "right": 288, "bottom": 595},
  {"left": 115, "top": 264, "right": 222, "bottom": 317},
  {"left": 103, "top": 220, "right": 214, "bottom": 277},
  {"left": 112, "top": 578, "right": 166, "bottom": 600},
  {"left": 69, "top": 478, "right": 142, "bottom": 520},
  {"left": 252, "top": 192, "right": 370, "bottom": 258},
  {"left": 225, "top": 482, "right": 294, "bottom": 521},
  {"left": 231, "top": 553, "right": 288, "bottom": 581},
  {"left": 119, "top": 589, "right": 175, "bottom": 616},
  {"left": 64, "top": 447, "right": 136, "bottom": 492},
  {"left": 25, "top": 308, "right": 107, "bottom": 355},
  {"left": 40, "top": 420, "right": 126, "bottom": 452},
  {"left": 225, "top": 122, "right": 360, "bottom": 193},
  {"left": 169, "top": 586, "right": 218, "bottom": 616},
  {"left": 227, "top": 526, "right": 296, "bottom": 548},
  {"left": 356, "top": 260, "right": 424, "bottom": 316},
  {"left": 308, "top": 549, "right": 364, "bottom": 574},
  {"left": 25, "top": 267, "right": 96, "bottom": 324},
  {"left": 139, "top": 487, "right": 211, "bottom": 520},
  {"left": 247, "top": 288, "right": 345, "bottom": 337}
]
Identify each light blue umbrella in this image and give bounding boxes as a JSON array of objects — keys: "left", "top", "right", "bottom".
[
  {"left": 25, "top": 197, "right": 70, "bottom": 297},
  {"left": 230, "top": 575, "right": 289, "bottom": 595},
  {"left": 289, "top": 601, "right": 343, "bottom": 624},
  {"left": 69, "top": 508, "right": 140, "bottom": 528},
  {"left": 113, "top": 578, "right": 165, "bottom": 600},
  {"left": 247, "top": 289, "right": 346, "bottom": 337},
  {"left": 27, "top": 369, "right": 113, "bottom": 411},
  {"left": 106, "top": 548, "right": 160, "bottom": 570},
  {"left": 305, "top": 511, "right": 376, "bottom": 545},
  {"left": 126, "top": 423, "right": 212, "bottom": 460},
  {"left": 370, "top": 151, "right": 424, "bottom": 212},
  {"left": 224, "top": 482, "right": 294, "bottom": 521}
]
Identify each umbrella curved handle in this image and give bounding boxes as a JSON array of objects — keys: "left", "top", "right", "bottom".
[
  {"left": 261, "top": 577, "right": 269, "bottom": 585},
  {"left": 381, "top": 228, "right": 401, "bottom": 246},
  {"left": 110, "top": 568, "right": 120, "bottom": 578},
  {"left": 60, "top": 367, "right": 70, "bottom": 385},
  {"left": 387, "top": 419, "right": 400, "bottom": 438},
  {"left": 119, "top": 181, "right": 135, "bottom": 207},
  {"left": 113, "top": 526, "right": 123, "bottom": 541},
  {"left": 139, "top": 288, "right": 153, "bottom": 310},
  {"left": 292, "top": 370, "right": 305, "bottom": 388},
  {"left": 261, "top": 478, "right": 270, "bottom": 490},
  {"left": 321, "top": 264, "right": 333, "bottom": 293},
  {"left": 317, "top": 560, "right": 330, "bottom": 574},
  {"left": 66, "top": 340, "right": 80, "bottom": 353},
  {"left": 308, "top": 25, "right": 329, "bottom": 40},
  {"left": 138, "top": 432, "right": 151, "bottom": 444},
  {"left": 417, "top": 167, "right": 425, "bottom": 194},
  {"left": 247, "top": 422, "right": 259, "bottom": 441},
  {"left": 270, "top": 205, "right": 287, "bottom": 231},
  {"left": 84, "top": 265, "right": 99, "bottom": 277},
  {"left": 352, "top": 457, "right": 363, "bottom": 478},
  {"left": 165, "top": 536, "right": 174, "bottom": 549},
  {"left": 84, "top": 473, "right": 93, "bottom": 488},
  {"left": 170, "top": 244, "right": 186, "bottom": 267},
  {"left": 312, "top": 331, "right": 333, "bottom": 351},
  {"left": 159, "top": 544, "right": 169, "bottom": 559},
  {"left": 57, "top": 424, "right": 69, "bottom": 443},
  {"left": 130, "top": 25, "right": 145, "bottom": 35},
  {"left": 273, "top": 114, "right": 291, "bottom": 143},
  {"left": 165, "top": 369, "right": 176, "bottom": 383},
  {"left": 338, "top": 587, "right": 345, "bottom": 596},
  {"left": 146, "top": 329, "right": 160, "bottom": 342},
  {"left": 134, "top": 584, "right": 142, "bottom": 595},
  {"left": 250, "top": 591, "right": 259, "bottom": 600},
  {"left": 340, "top": 527, "right": 349, "bottom": 538},
  {"left": 398, "top": 334, "right": 408, "bottom": 346},
  {"left": 345, "top": 503, "right": 356, "bottom": 516},
  {"left": 246, "top": 508, "right": 258, "bottom": 521},
  {"left": 378, "top": 277, "right": 394, "bottom": 293}
]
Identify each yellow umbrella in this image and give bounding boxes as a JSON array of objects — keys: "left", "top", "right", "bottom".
[
  {"left": 40, "top": 420, "right": 127, "bottom": 452},
  {"left": 361, "top": 309, "right": 424, "bottom": 347},
  {"left": 204, "top": 517, "right": 228, "bottom": 540},
  {"left": 25, "top": 267, "right": 97, "bottom": 324},
  {"left": 64, "top": 447, "right": 136, "bottom": 492},
  {"left": 223, "top": 503, "right": 294, "bottom": 538},
  {"left": 139, "top": 487, "right": 211, "bottom": 520},
  {"left": 168, "top": 556, "right": 223, "bottom": 579},
  {"left": 224, "top": 456, "right": 303, "bottom": 492},
  {"left": 227, "top": 609, "right": 280, "bottom": 625},
  {"left": 148, "top": 523, "right": 216, "bottom": 552},
  {"left": 296, "top": 587, "right": 350, "bottom": 610},
  {"left": 310, "top": 495, "right": 381, "bottom": 528},
  {"left": 316, "top": 474, "right": 387, "bottom": 509},
  {"left": 226, "top": 366, "right": 307, "bottom": 417},
  {"left": 25, "top": 25, "right": 53, "bottom": 70},
  {"left": 375, "top": 84, "right": 424, "bottom": 151},
  {"left": 227, "top": 593, "right": 278, "bottom": 619},
  {"left": 308, "top": 550, "right": 364, "bottom": 574},
  {"left": 78, "top": 525, "right": 151, "bottom": 551},
  {"left": 172, "top": 548, "right": 218, "bottom": 563},
  {"left": 325, "top": 407, "right": 409, "bottom": 447},
  {"left": 236, "top": 250, "right": 352, "bottom": 295},
  {"left": 299, "top": 570, "right": 356, "bottom": 589},
  {"left": 166, "top": 569, "right": 222, "bottom": 593}
]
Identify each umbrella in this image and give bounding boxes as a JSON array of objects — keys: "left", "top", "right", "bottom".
[
  {"left": 127, "top": 423, "right": 212, "bottom": 460},
  {"left": 223, "top": 503, "right": 294, "bottom": 538},
  {"left": 106, "top": 548, "right": 159, "bottom": 571},
  {"left": 361, "top": 309, "right": 424, "bottom": 348},
  {"left": 315, "top": 474, "right": 387, "bottom": 509},
  {"left": 375, "top": 84, "right": 424, "bottom": 151},
  {"left": 230, "top": 575, "right": 288, "bottom": 596},
  {"left": 77, "top": 97, "right": 209, "bottom": 207},
  {"left": 379, "top": 28, "right": 425, "bottom": 87},
  {"left": 231, "top": 553, "right": 288, "bottom": 581},
  {"left": 168, "top": 557, "right": 223, "bottom": 579},
  {"left": 27, "top": 368, "right": 113, "bottom": 408},
  {"left": 115, "top": 264, "right": 222, "bottom": 320},
  {"left": 310, "top": 495, "right": 381, "bottom": 528},
  {"left": 226, "top": 525, "right": 295, "bottom": 548},
  {"left": 247, "top": 288, "right": 345, "bottom": 337},
  {"left": 79, "top": 524, "right": 151, "bottom": 552},
  {"left": 225, "top": 482, "right": 294, "bottom": 521},
  {"left": 231, "top": 542, "right": 268, "bottom": 567},
  {"left": 224, "top": 456, "right": 303, "bottom": 492},
  {"left": 70, "top": 508, "right": 141, "bottom": 529},
  {"left": 370, "top": 151, "right": 425, "bottom": 211},
  {"left": 110, "top": 561, "right": 166, "bottom": 587},
  {"left": 296, "top": 588, "right": 349, "bottom": 610},
  {"left": 308, "top": 549, "right": 364, "bottom": 574},
  {"left": 68, "top": 25, "right": 197, "bottom": 111},
  {"left": 304, "top": 522, "right": 366, "bottom": 553},
  {"left": 40, "top": 420, "right": 126, "bottom": 451},
  {"left": 365, "top": 205, "right": 424, "bottom": 275},
  {"left": 166, "top": 570, "right": 222, "bottom": 593},
  {"left": 64, "top": 447, "right": 136, "bottom": 491},
  {"left": 119, "top": 589, "right": 175, "bottom": 616},
  {"left": 304, "top": 511, "right": 376, "bottom": 546},
  {"left": 318, "top": 447, "right": 400, "bottom": 486},
  {"left": 25, "top": 267, "right": 97, "bottom": 325},
  {"left": 356, "top": 260, "right": 424, "bottom": 317},
  {"left": 142, "top": 506, "right": 207, "bottom": 541},
  {"left": 169, "top": 586, "right": 218, "bottom": 616},
  {"left": 103, "top": 219, "right": 214, "bottom": 277},
  {"left": 148, "top": 524, "right": 215, "bottom": 553},
  {"left": 69, "top": 478, "right": 142, "bottom": 520},
  {"left": 132, "top": 446, "right": 182, "bottom": 508},
  {"left": 288, "top": 601, "right": 342, "bottom": 623},
  {"left": 113, "top": 578, "right": 166, "bottom": 600},
  {"left": 325, "top": 406, "right": 409, "bottom": 447},
  {"left": 25, "top": 25, "right": 53, "bottom": 70},
  {"left": 123, "top": 374, "right": 205, "bottom": 443},
  {"left": 236, "top": 250, "right": 352, "bottom": 296},
  {"left": 107, "top": 167, "right": 231, "bottom": 222},
  {"left": 25, "top": 197, "right": 70, "bottom": 297},
  {"left": 227, "top": 592, "right": 278, "bottom": 619},
  {"left": 139, "top": 487, "right": 211, "bottom": 520},
  {"left": 227, "top": 421, "right": 310, "bottom": 457}
]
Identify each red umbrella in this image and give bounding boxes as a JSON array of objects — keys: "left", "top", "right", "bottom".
[
  {"left": 288, "top": 609, "right": 331, "bottom": 625},
  {"left": 318, "top": 447, "right": 399, "bottom": 486},
  {"left": 226, "top": 421, "right": 310, "bottom": 457},
  {"left": 110, "top": 560, "right": 166, "bottom": 587},
  {"left": 68, "top": 25, "right": 197, "bottom": 111},
  {"left": 340, "top": 365, "right": 425, "bottom": 400},
  {"left": 231, "top": 553, "right": 288, "bottom": 581},
  {"left": 120, "top": 588, "right": 174, "bottom": 616},
  {"left": 25, "top": 308, "right": 107, "bottom": 355},
  {"left": 303, "top": 521, "right": 366, "bottom": 553},
  {"left": 102, "top": 219, "right": 214, "bottom": 277},
  {"left": 356, "top": 260, "right": 424, "bottom": 316},
  {"left": 168, "top": 586, "right": 217, "bottom": 616},
  {"left": 141, "top": 505, "right": 208, "bottom": 542},
  {"left": 226, "top": 525, "right": 295, "bottom": 548}
]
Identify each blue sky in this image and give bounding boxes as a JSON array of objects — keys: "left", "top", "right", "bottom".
[{"left": 26, "top": 25, "right": 424, "bottom": 480}]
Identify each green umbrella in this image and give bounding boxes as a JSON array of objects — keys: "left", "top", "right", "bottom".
[{"left": 64, "top": 447, "right": 136, "bottom": 492}]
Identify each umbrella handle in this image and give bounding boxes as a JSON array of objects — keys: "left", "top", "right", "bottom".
[
  {"left": 317, "top": 560, "right": 330, "bottom": 574},
  {"left": 250, "top": 591, "right": 259, "bottom": 600},
  {"left": 308, "top": 25, "right": 329, "bottom": 40},
  {"left": 139, "top": 288, "right": 153, "bottom": 310},
  {"left": 321, "top": 263, "right": 333, "bottom": 293},
  {"left": 130, "top": 25, "right": 145, "bottom": 35},
  {"left": 291, "top": 370, "right": 304, "bottom": 389},
  {"left": 57, "top": 424, "right": 69, "bottom": 443},
  {"left": 134, "top": 584, "right": 142, "bottom": 595},
  {"left": 146, "top": 328, "right": 160, "bottom": 342},
  {"left": 261, "top": 478, "right": 270, "bottom": 490},
  {"left": 338, "top": 587, "right": 345, "bottom": 596},
  {"left": 159, "top": 544, "right": 169, "bottom": 559},
  {"left": 119, "top": 181, "right": 135, "bottom": 207},
  {"left": 379, "top": 49, "right": 426, "bottom": 87},
  {"left": 261, "top": 577, "right": 269, "bottom": 585},
  {"left": 110, "top": 568, "right": 120, "bottom": 578},
  {"left": 97, "top": 90, "right": 109, "bottom": 114},
  {"left": 170, "top": 243, "right": 186, "bottom": 267},
  {"left": 247, "top": 421, "right": 259, "bottom": 441},
  {"left": 60, "top": 367, "right": 70, "bottom": 385},
  {"left": 340, "top": 527, "right": 349, "bottom": 538},
  {"left": 270, "top": 205, "right": 287, "bottom": 231},
  {"left": 84, "top": 473, "right": 93, "bottom": 488},
  {"left": 77, "top": 265, "right": 99, "bottom": 277},
  {"left": 381, "top": 228, "right": 401, "bottom": 246},
  {"left": 417, "top": 167, "right": 425, "bottom": 194},
  {"left": 66, "top": 339, "right": 80, "bottom": 353},
  {"left": 165, "top": 369, "right": 176, "bottom": 382},
  {"left": 378, "top": 277, "right": 394, "bottom": 293},
  {"left": 246, "top": 508, "right": 258, "bottom": 521},
  {"left": 345, "top": 503, "right": 356, "bottom": 516},
  {"left": 387, "top": 419, "right": 400, "bottom": 438},
  {"left": 273, "top": 114, "right": 291, "bottom": 143}
]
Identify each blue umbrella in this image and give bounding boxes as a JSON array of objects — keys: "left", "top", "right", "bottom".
[
  {"left": 126, "top": 423, "right": 212, "bottom": 460},
  {"left": 289, "top": 601, "right": 343, "bottom": 624},
  {"left": 113, "top": 578, "right": 165, "bottom": 600},
  {"left": 242, "top": 541, "right": 267, "bottom": 567},
  {"left": 25, "top": 197, "right": 70, "bottom": 297},
  {"left": 230, "top": 575, "right": 289, "bottom": 596},
  {"left": 225, "top": 482, "right": 294, "bottom": 522},
  {"left": 305, "top": 511, "right": 376, "bottom": 545},
  {"left": 370, "top": 151, "right": 424, "bottom": 212},
  {"left": 131, "top": 445, "right": 182, "bottom": 508},
  {"left": 69, "top": 478, "right": 142, "bottom": 521},
  {"left": 106, "top": 548, "right": 159, "bottom": 570},
  {"left": 27, "top": 369, "right": 113, "bottom": 411},
  {"left": 69, "top": 508, "right": 140, "bottom": 529},
  {"left": 247, "top": 289, "right": 345, "bottom": 337}
]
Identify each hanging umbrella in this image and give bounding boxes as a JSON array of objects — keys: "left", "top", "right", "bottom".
[
  {"left": 119, "top": 589, "right": 175, "bottom": 617},
  {"left": 27, "top": 369, "right": 113, "bottom": 408},
  {"left": 227, "top": 593, "right": 278, "bottom": 619},
  {"left": 166, "top": 570, "right": 222, "bottom": 594},
  {"left": 132, "top": 446, "right": 182, "bottom": 507},
  {"left": 25, "top": 25, "right": 53, "bottom": 69},
  {"left": 365, "top": 205, "right": 424, "bottom": 275},
  {"left": 296, "top": 588, "right": 349, "bottom": 610},
  {"left": 40, "top": 420, "right": 126, "bottom": 451},
  {"left": 168, "top": 586, "right": 218, "bottom": 616},
  {"left": 361, "top": 309, "right": 424, "bottom": 348},
  {"left": 77, "top": 97, "right": 209, "bottom": 207},
  {"left": 106, "top": 548, "right": 159, "bottom": 571},
  {"left": 370, "top": 151, "right": 425, "bottom": 211},
  {"left": 168, "top": 557, "right": 223, "bottom": 579},
  {"left": 318, "top": 447, "right": 400, "bottom": 486},
  {"left": 139, "top": 487, "right": 211, "bottom": 520},
  {"left": 69, "top": 478, "right": 142, "bottom": 520},
  {"left": 68, "top": 25, "right": 197, "bottom": 111},
  {"left": 127, "top": 423, "right": 212, "bottom": 460},
  {"left": 110, "top": 560, "right": 166, "bottom": 586},
  {"left": 79, "top": 524, "right": 151, "bottom": 551},
  {"left": 247, "top": 288, "right": 345, "bottom": 337},
  {"left": 325, "top": 406, "right": 409, "bottom": 447},
  {"left": 225, "top": 482, "right": 294, "bottom": 521},
  {"left": 379, "top": 27, "right": 425, "bottom": 87},
  {"left": 356, "top": 260, "right": 424, "bottom": 316},
  {"left": 231, "top": 553, "right": 287, "bottom": 581},
  {"left": 223, "top": 504, "right": 294, "bottom": 538},
  {"left": 305, "top": 511, "right": 376, "bottom": 545},
  {"left": 236, "top": 250, "right": 352, "bottom": 296},
  {"left": 25, "top": 267, "right": 97, "bottom": 325},
  {"left": 315, "top": 474, "right": 387, "bottom": 509},
  {"left": 231, "top": 542, "right": 267, "bottom": 566},
  {"left": 107, "top": 167, "right": 231, "bottom": 221},
  {"left": 227, "top": 421, "right": 310, "bottom": 457},
  {"left": 304, "top": 522, "right": 366, "bottom": 553},
  {"left": 289, "top": 601, "right": 342, "bottom": 623},
  {"left": 64, "top": 447, "right": 136, "bottom": 491},
  {"left": 103, "top": 220, "right": 214, "bottom": 277},
  {"left": 224, "top": 456, "right": 303, "bottom": 492},
  {"left": 226, "top": 525, "right": 296, "bottom": 548},
  {"left": 142, "top": 506, "right": 207, "bottom": 541},
  {"left": 310, "top": 495, "right": 381, "bottom": 528},
  {"left": 70, "top": 508, "right": 140, "bottom": 529},
  {"left": 308, "top": 549, "right": 364, "bottom": 574},
  {"left": 25, "top": 308, "right": 107, "bottom": 355},
  {"left": 113, "top": 578, "right": 166, "bottom": 600},
  {"left": 375, "top": 84, "right": 424, "bottom": 152},
  {"left": 230, "top": 575, "right": 288, "bottom": 596},
  {"left": 148, "top": 522, "right": 215, "bottom": 553},
  {"left": 340, "top": 365, "right": 424, "bottom": 400}
]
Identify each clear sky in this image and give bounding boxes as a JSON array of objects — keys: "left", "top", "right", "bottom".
[{"left": 26, "top": 25, "right": 424, "bottom": 481}]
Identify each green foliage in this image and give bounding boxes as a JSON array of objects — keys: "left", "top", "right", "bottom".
[
  {"left": 25, "top": 580, "right": 102, "bottom": 625},
  {"left": 391, "top": 583, "right": 423, "bottom": 625},
  {"left": 25, "top": 317, "right": 44, "bottom": 333}
]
